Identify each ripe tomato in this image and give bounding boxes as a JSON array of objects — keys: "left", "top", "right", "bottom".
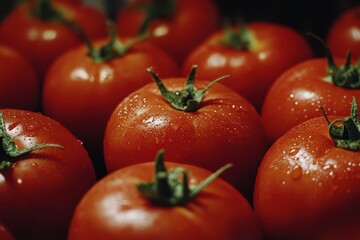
[
  {"left": 182, "top": 22, "right": 313, "bottom": 111},
  {"left": 0, "top": 0, "right": 107, "bottom": 79},
  {"left": 261, "top": 54, "right": 360, "bottom": 143},
  {"left": 0, "top": 109, "right": 96, "bottom": 240},
  {"left": 327, "top": 6, "right": 360, "bottom": 60},
  {"left": 42, "top": 36, "right": 179, "bottom": 178},
  {"left": 0, "top": 44, "right": 40, "bottom": 111},
  {"left": 68, "top": 150, "right": 262, "bottom": 240},
  {"left": 104, "top": 66, "right": 268, "bottom": 199},
  {"left": 116, "top": 0, "right": 220, "bottom": 64},
  {"left": 254, "top": 100, "right": 360, "bottom": 239},
  {"left": 0, "top": 223, "right": 15, "bottom": 240}
]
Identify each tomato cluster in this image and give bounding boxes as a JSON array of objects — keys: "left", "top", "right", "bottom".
[{"left": 0, "top": 0, "right": 359, "bottom": 239}]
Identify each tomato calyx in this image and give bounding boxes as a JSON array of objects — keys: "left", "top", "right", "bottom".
[
  {"left": 148, "top": 65, "right": 228, "bottom": 112},
  {"left": 327, "top": 52, "right": 360, "bottom": 89},
  {"left": 309, "top": 33, "right": 360, "bottom": 88},
  {"left": 220, "top": 22, "right": 253, "bottom": 51},
  {"left": 322, "top": 97, "right": 360, "bottom": 151},
  {"left": 0, "top": 111, "right": 64, "bottom": 170},
  {"left": 137, "top": 149, "right": 232, "bottom": 206},
  {"left": 88, "top": 22, "right": 147, "bottom": 63},
  {"left": 136, "top": 0, "right": 177, "bottom": 34}
]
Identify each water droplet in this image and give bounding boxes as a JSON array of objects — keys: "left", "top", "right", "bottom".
[
  {"left": 291, "top": 165, "right": 302, "bottom": 179},
  {"left": 26, "top": 125, "right": 35, "bottom": 131},
  {"left": 288, "top": 148, "right": 299, "bottom": 156}
]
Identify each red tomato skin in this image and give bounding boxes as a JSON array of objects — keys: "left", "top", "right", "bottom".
[
  {"left": 104, "top": 78, "right": 268, "bottom": 199},
  {"left": 42, "top": 39, "right": 179, "bottom": 164},
  {"left": 0, "top": 223, "right": 15, "bottom": 240},
  {"left": 182, "top": 22, "right": 313, "bottom": 111},
  {"left": 0, "top": 2, "right": 107, "bottom": 78},
  {"left": 261, "top": 57, "right": 360, "bottom": 143},
  {"left": 116, "top": 0, "right": 220, "bottom": 64},
  {"left": 327, "top": 6, "right": 360, "bottom": 60},
  {"left": 0, "top": 109, "right": 96, "bottom": 240},
  {"left": 68, "top": 161, "right": 263, "bottom": 240},
  {"left": 0, "top": 44, "right": 40, "bottom": 111},
  {"left": 253, "top": 116, "right": 360, "bottom": 239}
]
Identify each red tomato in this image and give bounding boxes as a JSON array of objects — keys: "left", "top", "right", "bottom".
[
  {"left": 182, "top": 22, "right": 313, "bottom": 111},
  {"left": 103, "top": 67, "right": 268, "bottom": 199},
  {"left": 68, "top": 151, "right": 262, "bottom": 240},
  {"left": 327, "top": 6, "right": 360, "bottom": 60},
  {"left": 0, "top": 44, "right": 40, "bottom": 111},
  {"left": 261, "top": 56, "right": 360, "bottom": 143},
  {"left": 254, "top": 104, "right": 360, "bottom": 239},
  {"left": 0, "top": 223, "right": 15, "bottom": 240},
  {"left": 116, "top": 0, "right": 220, "bottom": 64},
  {"left": 0, "top": 109, "right": 96, "bottom": 240},
  {"left": 42, "top": 37, "right": 179, "bottom": 177},
  {"left": 0, "top": 0, "right": 107, "bottom": 79}
]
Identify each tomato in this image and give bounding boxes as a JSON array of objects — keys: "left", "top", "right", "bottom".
[
  {"left": 0, "top": 44, "right": 40, "bottom": 111},
  {"left": 182, "top": 22, "right": 313, "bottom": 111},
  {"left": 104, "top": 66, "right": 268, "bottom": 200},
  {"left": 0, "top": 0, "right": 107, "bottom": 79},
  {"left": 0, "top": 223, "right": 15, "bottom": 240},
  {"left": 68, "top": 150, "right": 262, "bottom": 240},
  {"left": 327, "top": 6, "right": 360, "bottom": 60},
  {"left": 254, "top": 100, "right": 360, "bottom": 239},
  {"left": 261, "top": 53, "right": 360, "bottom": 143},
  {"left": 42, "top": 36, "right": 179, "bottom": 178},
  {"left": 0, "top": 109, "right": 96, "bottom": 240},
  {"left": 116, "top": 0, "right": 220, "bottom": 64}
]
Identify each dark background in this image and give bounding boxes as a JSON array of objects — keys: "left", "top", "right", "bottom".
[{"left": 1, "top": 0, "right": 359, "bottom": 56}]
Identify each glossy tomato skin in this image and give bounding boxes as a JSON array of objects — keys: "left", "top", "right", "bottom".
[
  {"left": 42, "top": 39, "right": 179, "bottom": 177},
  {"left": 327, "top": 6, "right": 360, "bottom": 60},
  {"left": 0, "top": 1, "right": 107, "bottom": 78},
  {"left": 116, "top": 0, "right": 220, "bottom": 64},
  {"left": 253, "top": 116, "right": 360, "bottom": 239},
  {"left": 182, "top": 22, "right": 313, "bottom": 111},
  {"left": 0, "top": 44, "right": 40, "bottom": 111},
  {"left": 104, "top": 78, "right": 268, "bottom": 199},
  {"left": 68, "top": 161, "right": 263, "bottom": 240},
  {"left": 0, "top": 109, "right": 96, "bottom": 240},
  {"left": 261, "top": 57, "right": 360, "bottom": 143}
]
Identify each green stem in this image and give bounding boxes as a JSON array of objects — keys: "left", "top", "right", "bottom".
[
  {"left": 88, "top": 21, "right": 148, "bottom": 63},
  {"left": 28, "top": 0, "right": 95, "bottom": 53},
  {"left": 137, "top": 149, "right": 232, "bottom": 206},
  {"left": 308, "top": 32, "right": 360, "bottom": 89},
  {"left": 148, "top": 65, "right": 228, "bottom": 112},
  {"left": 0, "top": 111, "right": 64, "bottom": 169},
  {"left": 322, "top": 97, "right": 360, "bottom": 151},
  {"left": 220, "top": 20, "right": 252, "bottom": 50}
]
